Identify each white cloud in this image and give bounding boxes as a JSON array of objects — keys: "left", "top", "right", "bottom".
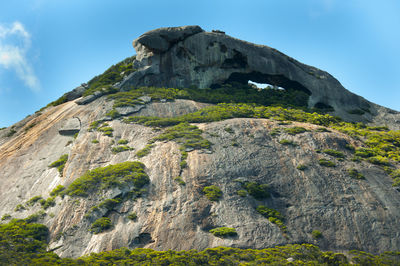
[{"left": 0, "top": 21, "right": 40, "bottom": 92}]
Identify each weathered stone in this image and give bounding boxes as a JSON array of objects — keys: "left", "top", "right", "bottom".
[
  {"left": 115, "top": 105, "right": 145, "bottom": 116},
  {"left": 122, "top": 26, "right": 377, "bottom": 123},
  {"left": 76, "top": 91, "right": 104, "bottom": 105},
  {"left": 58, "top": 117, "right": 81, "bottom": 135}
]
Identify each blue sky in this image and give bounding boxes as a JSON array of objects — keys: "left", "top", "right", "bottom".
[{"left": 0, "top": 0, "right": 399, "bottom": 127}]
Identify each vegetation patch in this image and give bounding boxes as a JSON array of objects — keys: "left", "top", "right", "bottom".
[
  {"left": 62, "top": 161, "right": 149, "bottom": 197},
  {"left": 323, "top": 149, "right": 345, "bottom": 158},
  {"left": 318, "top": 158, "right": 336, "bottom": 167},
  {"left": 91, "top": 139, "right": 99, "bottom": 144},
  {"left": 203, "top": 185, "right": 222, "bottom": 201},
  {"left": 50, "top": 185, "right": 65, "bottom": 197},
  {"left": 98, "top": 198, "right": 121, "bottom": 211},
  {"left": 89, "top": 121, "right": 114, "bottom": 137},
  {"left": 297, "top": 164, "right": 307, "bottom": 170},
  {"left": 39, "top": 197, "right": 56, "bottom": 210},
  {"left": 348, "top": 168, "right": 365, "bottom": 179},
  {"left": 136, "top": 144, "right": 153, "bottom": 158},
  {"left": 128, "top": 212, "right": 137, "bottom": 221},
  {"left": 209, "top": 227, "right": 237, "bottom": 238},
  {"left": 26, "top": 196, "right": 43, "bottom": 207},
  {"left": 111, "top": 145, "right": 133, "bottom": 154},
  {"left": 14, "top": 204, "right": 25, "bottom": 212},
  {"left": 174, "top": 176, "right": 186, "bottom": 186},
  {"left": 236, "top": 181, "right": 270, "bottom": 200},
  {"left": 279, "top": 139, "right": 296, "bottom": 146},
  {"left": 237, "top": 189, "right": 247, "bottom": 197},
  {"left": 256, "top": 205, "right": 286, "bottom": 231},
  {"left": 312, "top": 230, "right": 323, "bottom": 239},
  {"left": 284, "top": 126, "right": 307, "bottom": 135},
  {"left": 1, "top": 214, "right": 11, "bottom": 221},
  {"left": 49, "top": 154, "right": 68, "bottom": 176},
  {"left": 117, "top": 139, "right": 129, "bottom": 145},
  {"left": 90, "top": 217, "right": 112, "bottom": 234}
]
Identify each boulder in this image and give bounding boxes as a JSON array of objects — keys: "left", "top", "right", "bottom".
[{"left": 58, "top": 117, "right": 81, "bottom": 135}]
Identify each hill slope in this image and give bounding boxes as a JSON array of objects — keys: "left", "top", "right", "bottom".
[{"left": 0, "top": 26, "right": 399, "bottom": 263}]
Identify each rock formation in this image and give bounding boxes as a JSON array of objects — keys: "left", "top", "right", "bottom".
[
  {"left": 0, "top": 26, "right": 399, "bottom": 260},
  {"left": 122, "top": 26, "right": 390, "bottom": 123}
]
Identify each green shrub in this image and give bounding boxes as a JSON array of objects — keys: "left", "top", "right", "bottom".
[
  {"left": 312, "top": 230, "right": 323, "bottom": 239},
  {"left": 243, "top": 182, "right": 269, "bottom": 200},
  {"left": 92, "top": 139, "right": 99, "bottom": 144},
  {"left": 367, "top": 156, "right": 390, "bottom": 166},
  {"left": 256, "top": 205, "right": 286, "bottom": 231},
  {"left": 224, "top": 127, "right": 234, "bottom": 133},
  {"left": 117, "top": 139, "right": 129, "bottom": 145},
  {"left": 40, "top": 197, "right": 56, "bottom": 210},
  {"left": 128, "top": 212, "right": 137, "bottom": 221},
  {"left": 25, "top": 211, "right": 46, "bottom": 223},
  {"left": 49, "top": 154, "right": 68, "bottom": 176},
  {"left": 174, "top": 176, "right": 186, "bottom": 186},
  {"left": 323, "top": 149, "right": 345, "bottom": 158},
  {"left": 50, "top": 185, "right": 65, "bottom": 197},
  {"left": 1, "top": 214, "right": 11, "bottom": 221},
  {"left": 136, "top": 144, "right": 153, "bottom": 158},
  {"left": 285, "top": 126, "right": 307, "bottom": 135},
  {"left": 270, "top": 128, "right": 280, "bottom": 136},
  {"left": 355, "top": 148, "right": 376, "bottom": 158},
  {"left": 98, "top": 126, "right": 114, "bottom": 137},
  {"left": 318, "top": 158, "right": 336, "bottom": 167},
  {"left": 203, "top": 185, "right": 222, "bottom": 201},
  {"left": 237, "top": 190, "right": 247, "bottom": 197},
  {"left": 315, "top": 127, "right": 330, "bottom": 132},
  {"left": 111, "top": 145, "right": 133, "bottom": 154},
  {"left": 98, "top": 198, "right": 121, "bottom": 211},
  {"left": 279, "top": 139, "right": 296, "bottom": 146},
  {"left": 90, "top": 217, "right": 112, "bottom": 234},
  {"left": 297, "top": 164, "right": 307, "bottom": 170},
  {"left": 14, "top": 204, "right": 25, "bottom": 212},
  {"left": 105, "top": 109, "right": 120, "bottom": 119},
  {"left": 26, "top": 196, "right": 43, "bottom": 207},
  {"left": 180, "top": 160, "right": 188, "bottom": 169},
  {"left": 6, "top": 129, "right": 17, "bottom": 137},
  {"left": 209, "top": 227, "right": 237, "bottom": 238},
  {"left": 63, "top": 161, "right": 149, "bottom": 197},
  {"left": 348, "top": 168, "right": 365, "bottom": 179}
]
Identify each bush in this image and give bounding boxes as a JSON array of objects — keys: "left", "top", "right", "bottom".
[
  {"left": 297, "top": 164, "right": 307, "bottom": 170},
  {"left": 111, "top": 145, "right": 133, "bottom": 154},
  {"left": 26, "top": 196, "right": 43, "bottom": 207},
  {"left": 1, "top": 214, "right": 11, "bottom": 221},
  {"left": 318, "top": 159, "right": 336, "bottom": 167},
  {"left": 348, "top": 168, "right": 365, "bottom": 179},
  {"left": 279, "top": 139, "right": 296, "bottom": 146},
  {"left": 117, "top": 139, "right": 129, "bottom": 145},
  {"left": 90, "top": 217, "right": 112, "bottom": 234},
  {"left": 136, "top": 144, "right": 153, "bottom": 158},
  {"left": 224, "top": 127, "right": 234, "bottom": 133},
  {"left": 285, "top": 126, "right": 307, "bottom": 135},
  {"left": 49, "top": 154, "right": 68, "bottom": 176},
  {"left": 243, "top": 182, "right": 269, "bottom": 200},
  {"left": 40, "top": 197, "right": 56, "bottom": 210},
  {"left": 209, "top": 227, "right": 237, "bottom": 238},
  {"left": 14, "top": 204, "right": 25, "bottom": 212},
  {"left": 237, "top": 190, "right": 247, "bottom": 197},
  {"left": 92, "top": 139, "right": 99, "bottom": 144},
  {"left": 323, "top": 149, "right": 345, "bottom": 158},
  {"left": 98, "top": 199, "right": 121, "bottom": 211},
  {"left": 174, "top": 176, "right": 186, "bottom": 186},
  {"left": 367, "top": 156, "right": 390, "bottom": 166},
  {"left": 128, "top": 212, "right": 137, "bottom": 221},
  {"left": 50, "top": 185, "right": 65, "bottom": 197},
  {"left": 63, "top": 161, "right": 149, "bottom": 197},
  {"left": 312, "top": 230, "right": 323, "bottom": 239},
  {"left": 203, "top": 185, "right": 222, "bottom": 201},
  {"left": 256, "top": 205, "right": 286, "bottom": 231}
]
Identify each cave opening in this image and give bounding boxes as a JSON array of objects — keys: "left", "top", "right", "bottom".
[
  {"left": 220, "top": 71, "right": 311, "bottom": 95},
  {"left": 208, "top": 71, "right": 312, "bottom": 108}
]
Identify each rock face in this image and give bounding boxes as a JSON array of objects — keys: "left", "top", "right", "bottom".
[
  {"left": 0, "top": 96, "right": 399, "bottom": 258},
  {"left": 122, "top": 26, "right": 374, "bottom": 122}
]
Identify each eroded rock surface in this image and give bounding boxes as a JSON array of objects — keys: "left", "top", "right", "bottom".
[{"left": 0, "top": 96, "right": 399, "bottom": 258}]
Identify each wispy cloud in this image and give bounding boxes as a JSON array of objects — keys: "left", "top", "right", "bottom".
[{"left": 0, "top": 21, "right": 40, "bottom": 92}]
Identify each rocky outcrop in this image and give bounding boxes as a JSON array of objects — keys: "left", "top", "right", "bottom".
[
  {"left": 0, "top": 96, "right": 399, "bottom": 257},
  {"left": 121, "top": 26, "right": 374, "bottom": 122},
  {"left": 59, "top": 117, "right": 81, "bottom": 135}
]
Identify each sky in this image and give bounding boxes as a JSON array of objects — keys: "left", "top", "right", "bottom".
[{"left": 0, "top": 0, "right": 399, "bottom": 127}]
